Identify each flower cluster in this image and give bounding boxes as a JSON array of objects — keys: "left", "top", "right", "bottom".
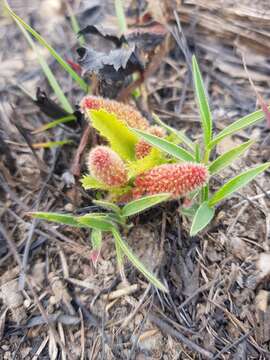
[
  {"left": 133, "top": 163, "right": 208, "bottom": 198},
  {"left": 135, "top": 126, "right": 166, "bottom": 159},
  {"left": 81, "top": 95, "right": 149, "bottom": 130},
  {"left": 88, "top": 146, "right": 128, "bottom": 187}
]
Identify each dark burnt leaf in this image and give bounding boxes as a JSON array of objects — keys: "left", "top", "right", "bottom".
[
  {"left": 78, "top": 25, "right": 126, "bottom": 47},
  {"left": 77, "top": 47, "right": 105, "bottom": 73},
  {"left": 34, "top": 88, "right": 82, "bottom": 124},
  {"left": 35, "top": 88, "right": 70, "bottom": 118},
  {"left": 126, "top": 22, "right": 168, "bottom": 51},
  {"left": 77, "top": 45, "right": 144, "bottom": 75}
]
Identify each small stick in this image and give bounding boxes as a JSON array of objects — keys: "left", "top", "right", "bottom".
[{"left": 149, "top": 314, "right": 214, "bottom": 359}]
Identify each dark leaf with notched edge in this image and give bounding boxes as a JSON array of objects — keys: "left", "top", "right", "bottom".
[
  {"left": 78, "top": 25, "right": 125, "bottom": 47},
  {"left": 126, "top": 22, "right": 167, "bottom": 51},
  {"left": 77, "top": 45, "right": 143, "bottom": 75}
]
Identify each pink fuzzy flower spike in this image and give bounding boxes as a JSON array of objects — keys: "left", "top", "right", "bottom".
[
  {"left": 88, "top": 146, "right": 128, "bottom": 187},
  {"left": 133, "top": 163, "right": 208, "bottom": 198},
  {"left": 135, "top": 126, "right": 166, "bottom": 159},
  {"left": 80, "top": 95, "right": 149, "bottom": 130}
]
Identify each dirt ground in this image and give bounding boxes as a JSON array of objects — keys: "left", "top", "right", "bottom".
[{"left": 1, "top": 0, "right": 270, "bottom": 359}]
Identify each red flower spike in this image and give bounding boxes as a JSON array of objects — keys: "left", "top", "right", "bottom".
[
  {"left": 135, "top": 126, "right": 166, "bottom": 159},
  {"left": 88, "top": 146, "right": 128, "bottom": 187},
  {"left": 133, "top": 163, "right": 208, "bottom": 198},
  {"left": 80, "top": 95, "right": 149, "bottom": 130}
]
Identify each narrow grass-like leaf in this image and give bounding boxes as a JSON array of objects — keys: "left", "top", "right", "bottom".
[
  {"left": 208, "top": 162, "right": 270, "bottom": 207},
  {"left": 114, "top": 0, "right": 127, "bottom": 33},
  {"left": 209, "top": 140, "right": 254, "bottom": 175},
  {"left": 133, "top": 129, "right": 195, "bottom": 162},
  {"left": 4, "top": 1, "right": 88, "bottom": 92},
  {"left": 30, "top": 212, "right": 81, "bottom": 227},
  {"left": 209, "top": 109, "right": 268, "bottom": 148},
  {"left": 66, "top": 3, "right": 85, "bottom": 46},
  {"left": 12, "top": 16, "right": 73, "bottom": 113},
  {"left": 81, "top": 175, "right": 110, "bottom": 191},
  {"left": 121, "top": 193, "right": 170, "bottom": 217},
  {"left": 190, "top": 202, "right": 215, "bottom": 236},
  {"left": 153, "top": 113, "right": 194, "bottom": 151},
  {"left": 32, "top": 115, "right": 76, "bottom": 134},
  {"left": 32, "top": 140, "right": 72, "bottom": 149},
  {"left": 89, "top": 109, "right": 138, "bottom": 161},
  {"left": 93, "top": 200, "right": 121, "bottom": 214},
  {"left": 76, "top": 214, "right": 114, "bottom": 231},
  {"left": 112, "top": 228, "right": 168, "bottom": 292},
  {"left": 195, "top": 143, "right": 201, "bottom": 162},
  {"left": 192, "top": 55, "right": 212, "bottom": 147}
]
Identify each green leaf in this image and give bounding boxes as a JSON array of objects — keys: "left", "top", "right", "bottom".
[
  {"left": 208, "top": 162, "right": 270, "bottom": 207},
  {"left": 180, "top": 203, "right": 199, "bottom": 218},
  {"left": 114, "top": 0, "right": 127, "bottom": 33},
  {"left": 195, "top": 143, "right": 201, "bottom": 162},
  {"left": 209, "top": 140, "right": 254, "bottom": 175},
  {"left": 81, "top": 175, "right": 110, "bottom": 191},
  {"left": 209, "top": 109, "right": 267, "bottom": 148},
  {"left": 30, "top": 212, "right": 81, "bottom": 227},
  {"left": 190, "top": 202, "right": 215, "bottom": 236},
  {"left": 133, "top": 129, "right": 195, "bottom": 162},
  {"left": 152, "top": 113, "right": 195, "bottom": 151},
  {"left": 32, "top": 115, "right": 76, "bottom": 134},
  {"left": 112, "top": 228, "right": 168, "bottom": 292},
  {"left": 93, "top": 200, "right": 121, "bottom": 214},
  {"left": 128, "top": 148, "right": 165, "bottom": 178},
  {"left": 121, "top": 193, "right": 170, "bottom": 217},
  {"left": 91, "top": 229, "right": 102, "bottom": 250},
  {"left": 89, "top": 109, "right": 138, "bottom": 161},
  {"left": 76, "top": 214, "right": 114, "bottom": 231},
  {"left": 192, "top": 55, "right": 212, "bottom": 147},
  {"left": 4, "top": 1, "right": 88, "bottom": 93}
]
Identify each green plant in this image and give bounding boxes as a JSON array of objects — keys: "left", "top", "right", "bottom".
[
  {"left": 31, "top": 193, "right": 170, "bottom": 292},
  {"left": 31, "top": 55, "right": 270, "bottom": 292}
]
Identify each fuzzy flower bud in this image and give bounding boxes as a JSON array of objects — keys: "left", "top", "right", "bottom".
[
  {"left": 135, "top": 126, "right": 166, "bottom": 159},
  {"left": 88, "top": 146, "right": 128, "bottom": 187},
  {"left": 133, "top": 163, "right": 208, "bottom": 198},
  {"left": 80, "top": 95, "right": 149, "bottom": 130}
]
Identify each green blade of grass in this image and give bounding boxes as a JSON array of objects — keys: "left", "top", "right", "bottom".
[
  {"left": 66, "top": 3, "right": 85, "bottom": 46},
  {"left": 133, "top": 129, "right": 195, "bottom": 162},
  {"left": 208, "top": 162, "right": 270, "bottom": 207},
  {"left": 32, "top": 115, "right": 76, "bottom": 134},
  {"left": 152, "top": 113, "right": 195, "bottom": 152},
  {"left": 192, "top": 55, "right": 212, "bottom": 148},
  {"left": 190, "top": 202, "right": 215, "bottom": 236},
  {"left": 114, "top": 0, "right": 127, "bottom": 33},
  {"left": 13, "top": 18, "right": 73, "bottom": 113},
  {"left": 112, "top": 228, "right": 168, "bottom": 292},
  {"left": 32, "top": 140, "right": 73, "bottom": 149},
  {"left": 209, "top": 109, "right": 268, "bottom": 149},
  {"left": 121, "top": 194, "right": 170, "bottom": 217},
  {"left": 209, "top": 139, "right": 254, "bottom": 175},
  {"left": 4, "top": 0, "right": 88, "bottom": 93}
]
